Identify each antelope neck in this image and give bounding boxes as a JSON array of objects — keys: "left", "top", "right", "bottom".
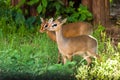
[{"left": 55, "top": 27, "right": 67, "bottom": 46}]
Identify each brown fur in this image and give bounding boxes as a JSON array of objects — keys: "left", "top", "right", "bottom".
[
  {"left": 40, "top": 17, "right": 93, "bottom": 41},
  {"left": 46, "top": 18, "right": 100, "bottom": 65},
  {"left": 40, "top": 17, "right": 93, "bottom": 64}
]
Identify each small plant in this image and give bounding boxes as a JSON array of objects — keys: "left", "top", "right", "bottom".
[
  {"left": 76, "top": 57, "right": 120, "bottom": 80},
  {"left": 66, "top": 4, "right": 93, "bottom": 22},
  {"left": 93, "top": 25, "right": 106, "bottom": 52},
  {"left": 76, "top": 25, "right": 120, "bottom": 80}
]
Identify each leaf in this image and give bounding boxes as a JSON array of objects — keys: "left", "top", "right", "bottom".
[
  {"left": 37, "top": 4, "right": 42, "bottom": 13},
  {"left": 55, "top": 3, "right": 61, "bottom": 11},
  {"left": 80, "top": 4, "right": 87, "bottom": 10},
  {"left": 79, "top": 14, "right": 86, "bottom": 21},
  {"left": 87, "top": 12, "right": 92, "bottom": 17},
  {"left": 27, "top": 0, "right": 39, "bottom": 5},
  {"left": 15, "top": 13, "right": 25, "bottom": 24},
  {"left": 42, "top": 0, "right": 47, "bottom": 8},
  {"left": 15, "top": 0, "right": 26, "bottom": 8},
  {"left": 25, "top": 16, "right": 36, "bottom": 27},
  {"left": 69, "top": 1, "right": 74, "bottom": 7},
  {"left": 26, "top": 16, "right": 36, "bottom": 24}
]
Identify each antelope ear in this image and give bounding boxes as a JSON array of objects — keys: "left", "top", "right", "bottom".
[
  {"left": 40, "top": 17, "right": 44, "bottom": 22},
  {"left": 48, "top": 17, "right": 53, "bottom": 24},
  {"left": 57, "top": 16, "right": 62, "bottom": 20},
  {"left": 55, "top": 16, "right": 62, "bottom": 22},
  {"left": 61, "top": 18, "right": 67, "bottom": 24}
]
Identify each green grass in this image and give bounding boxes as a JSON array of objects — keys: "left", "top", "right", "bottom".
[
  {"left": 0, "top": 17, "right": 120, "bottom": 80},
  {"left": 0, "top": 31, "right": 57, "bottom": 66},
  {"left": 0, "top": 18, "right": 76, "bottom": 80}
]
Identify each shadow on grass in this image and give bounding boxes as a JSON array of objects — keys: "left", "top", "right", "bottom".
[{"left": 0, "top": 71, "right": 76, "bottom": 80}]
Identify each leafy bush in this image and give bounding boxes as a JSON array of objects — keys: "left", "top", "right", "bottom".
[
  {"left": 41, "top": 1, "right": 93, "bottom": 22},
  {"left": 92, "top": 25, "right": 106, "bottom": 52},
  {"left": 0, "top": 0, "right": 10, "bottom": 16},
  {"left": 76, "top": 56, "right": 120, "bottom": 80},
  {"left": 0, "top": 0, "right": 93, "bottom": 30},
  {"left": 66, "top": 4, "right": 93, "bottom": 22},
  {"left": 12, "top": 0, "right": 92, "bottom": 26},
  {"left": 76, "top": 25, "right": 120, "bottom": 80}
]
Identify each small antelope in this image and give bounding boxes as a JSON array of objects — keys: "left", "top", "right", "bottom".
[
  {"left": 40, "top": 17, "right": 93, "bottom": 41},
  {"left": 40, "top": 17, "right": 56, "bottom": 41},
  {"left": 40, "top": 17, "right": 93, "bottom": 63},
  {"left": 46, "top": 18, "right": 100, "bottom": 65}
]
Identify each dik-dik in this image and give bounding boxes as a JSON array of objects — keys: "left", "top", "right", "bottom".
[
  {"left": 40, "top": 17, "right": 93, "bottom": 63},
  {"left": 40, "top": 18, "right": 56, "bottom": 41},
  {"left": 40, "top": 17, "right": 93, "bottom": 41},
  {"left": 45, "top": 18, "right": 100, "bottom": 65}
]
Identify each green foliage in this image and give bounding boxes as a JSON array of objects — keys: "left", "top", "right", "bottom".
[
  {"left": 1, "top": 0, "right": 120, "bottom": 80},
  {"left": 46, "top": 1, "right": 93, "bottom": 22},
  {"left": 1, "top": 16, "right": 120, "bottom": 79},
  {"left": 76, "top": 54, "right": 120, "bottom": 80},
  {"left": 66, "top": 4, "right": 93, "bottom": 22},
  {"left": 12, "top": 0, "right": 92, "bottom": 24},
  {"left": 93, "top": 25, "right": 106, "bottom": 52},
  {"left": 0, "top": 0, "right": 93, "bottom": 30},
  {"left": 39, "top": 62, "right": 76, "bottom": 80},
  {"left": 36, "top": 0, "right": 48, "bottom": 14},
  {"left": 27, "top": 0, "right": 39, "bottom": 5},
  {"left": 0, "top": 16, "right": 76, "bottom": 79},
  {"left": 0, "top": 0, "right": 11, "bottom": 19},
  {"left": 47, "top": 61, "right": 76, "bottom": 74},
  {"left": 78, "top": 5, "right": 93, "bottom": 21},
  {"left": 48, "top": 0, "right": 64, "bottom": 17},
  {"left": 110, "top": 0, "right": 113, "bottom": 3},
  {"left": 15, "top": 13, "right": 25, "bottom": 25},
  {"left": 25, "top": 16, "right": 36, "bottom": 28},
  {"left": 37, "top": 4, "right": 42, "bottom": 13},
  {"left": 76, "top": 25, "right": 120, "bottom": 80},
  {"left": 16, "top": 0, "right": 26, "bottom": 8}
]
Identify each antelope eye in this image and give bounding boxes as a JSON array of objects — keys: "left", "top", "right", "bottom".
[
  {"left": 52, "top": 24, "right": 57, "bottom": 27},
  {"left": 44, "top": 24, "right": 48, "bottom": 28}
]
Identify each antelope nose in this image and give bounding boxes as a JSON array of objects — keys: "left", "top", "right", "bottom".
[{"left": 40, "top": 29, "right": 43, "bottom": 33}]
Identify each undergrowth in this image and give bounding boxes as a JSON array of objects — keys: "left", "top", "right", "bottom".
[
  {"left": 76, "top": 25, "right": 120, "bottom": 80},
  {"left": 0, "top": 16, "right": 120, "bottom": 80},
  {"left": 0, "top": 16, "right": 76, "bottom": 80},
  {"left": 0, "top": 1, "right": 120, "bottom": 80}
]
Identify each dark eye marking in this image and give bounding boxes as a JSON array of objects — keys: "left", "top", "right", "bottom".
[
  {"left": 44, "top": 24, "right": 48, "bottom": 28},
  {"left": 52, "top": 24, "right": 57, "bottom": 27}
]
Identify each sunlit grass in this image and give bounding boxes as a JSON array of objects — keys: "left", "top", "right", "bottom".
[{"left": 0, "top": 25, "right": 58, "bottom": 73}]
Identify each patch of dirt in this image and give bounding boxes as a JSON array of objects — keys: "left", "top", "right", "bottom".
[
  {"left": 106, "top": 3, "right": 120, "bottom": 47},
  {"left": 106, "top": 24, "right": 120, "bottom": 47}
]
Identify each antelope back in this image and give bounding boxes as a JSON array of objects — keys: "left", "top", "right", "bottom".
[
  {"left": 46, "top": 17, "right": 93, "bottom": 37},
  {"left": 62, "top": 22, "right": 93, "bottom": 37}
]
